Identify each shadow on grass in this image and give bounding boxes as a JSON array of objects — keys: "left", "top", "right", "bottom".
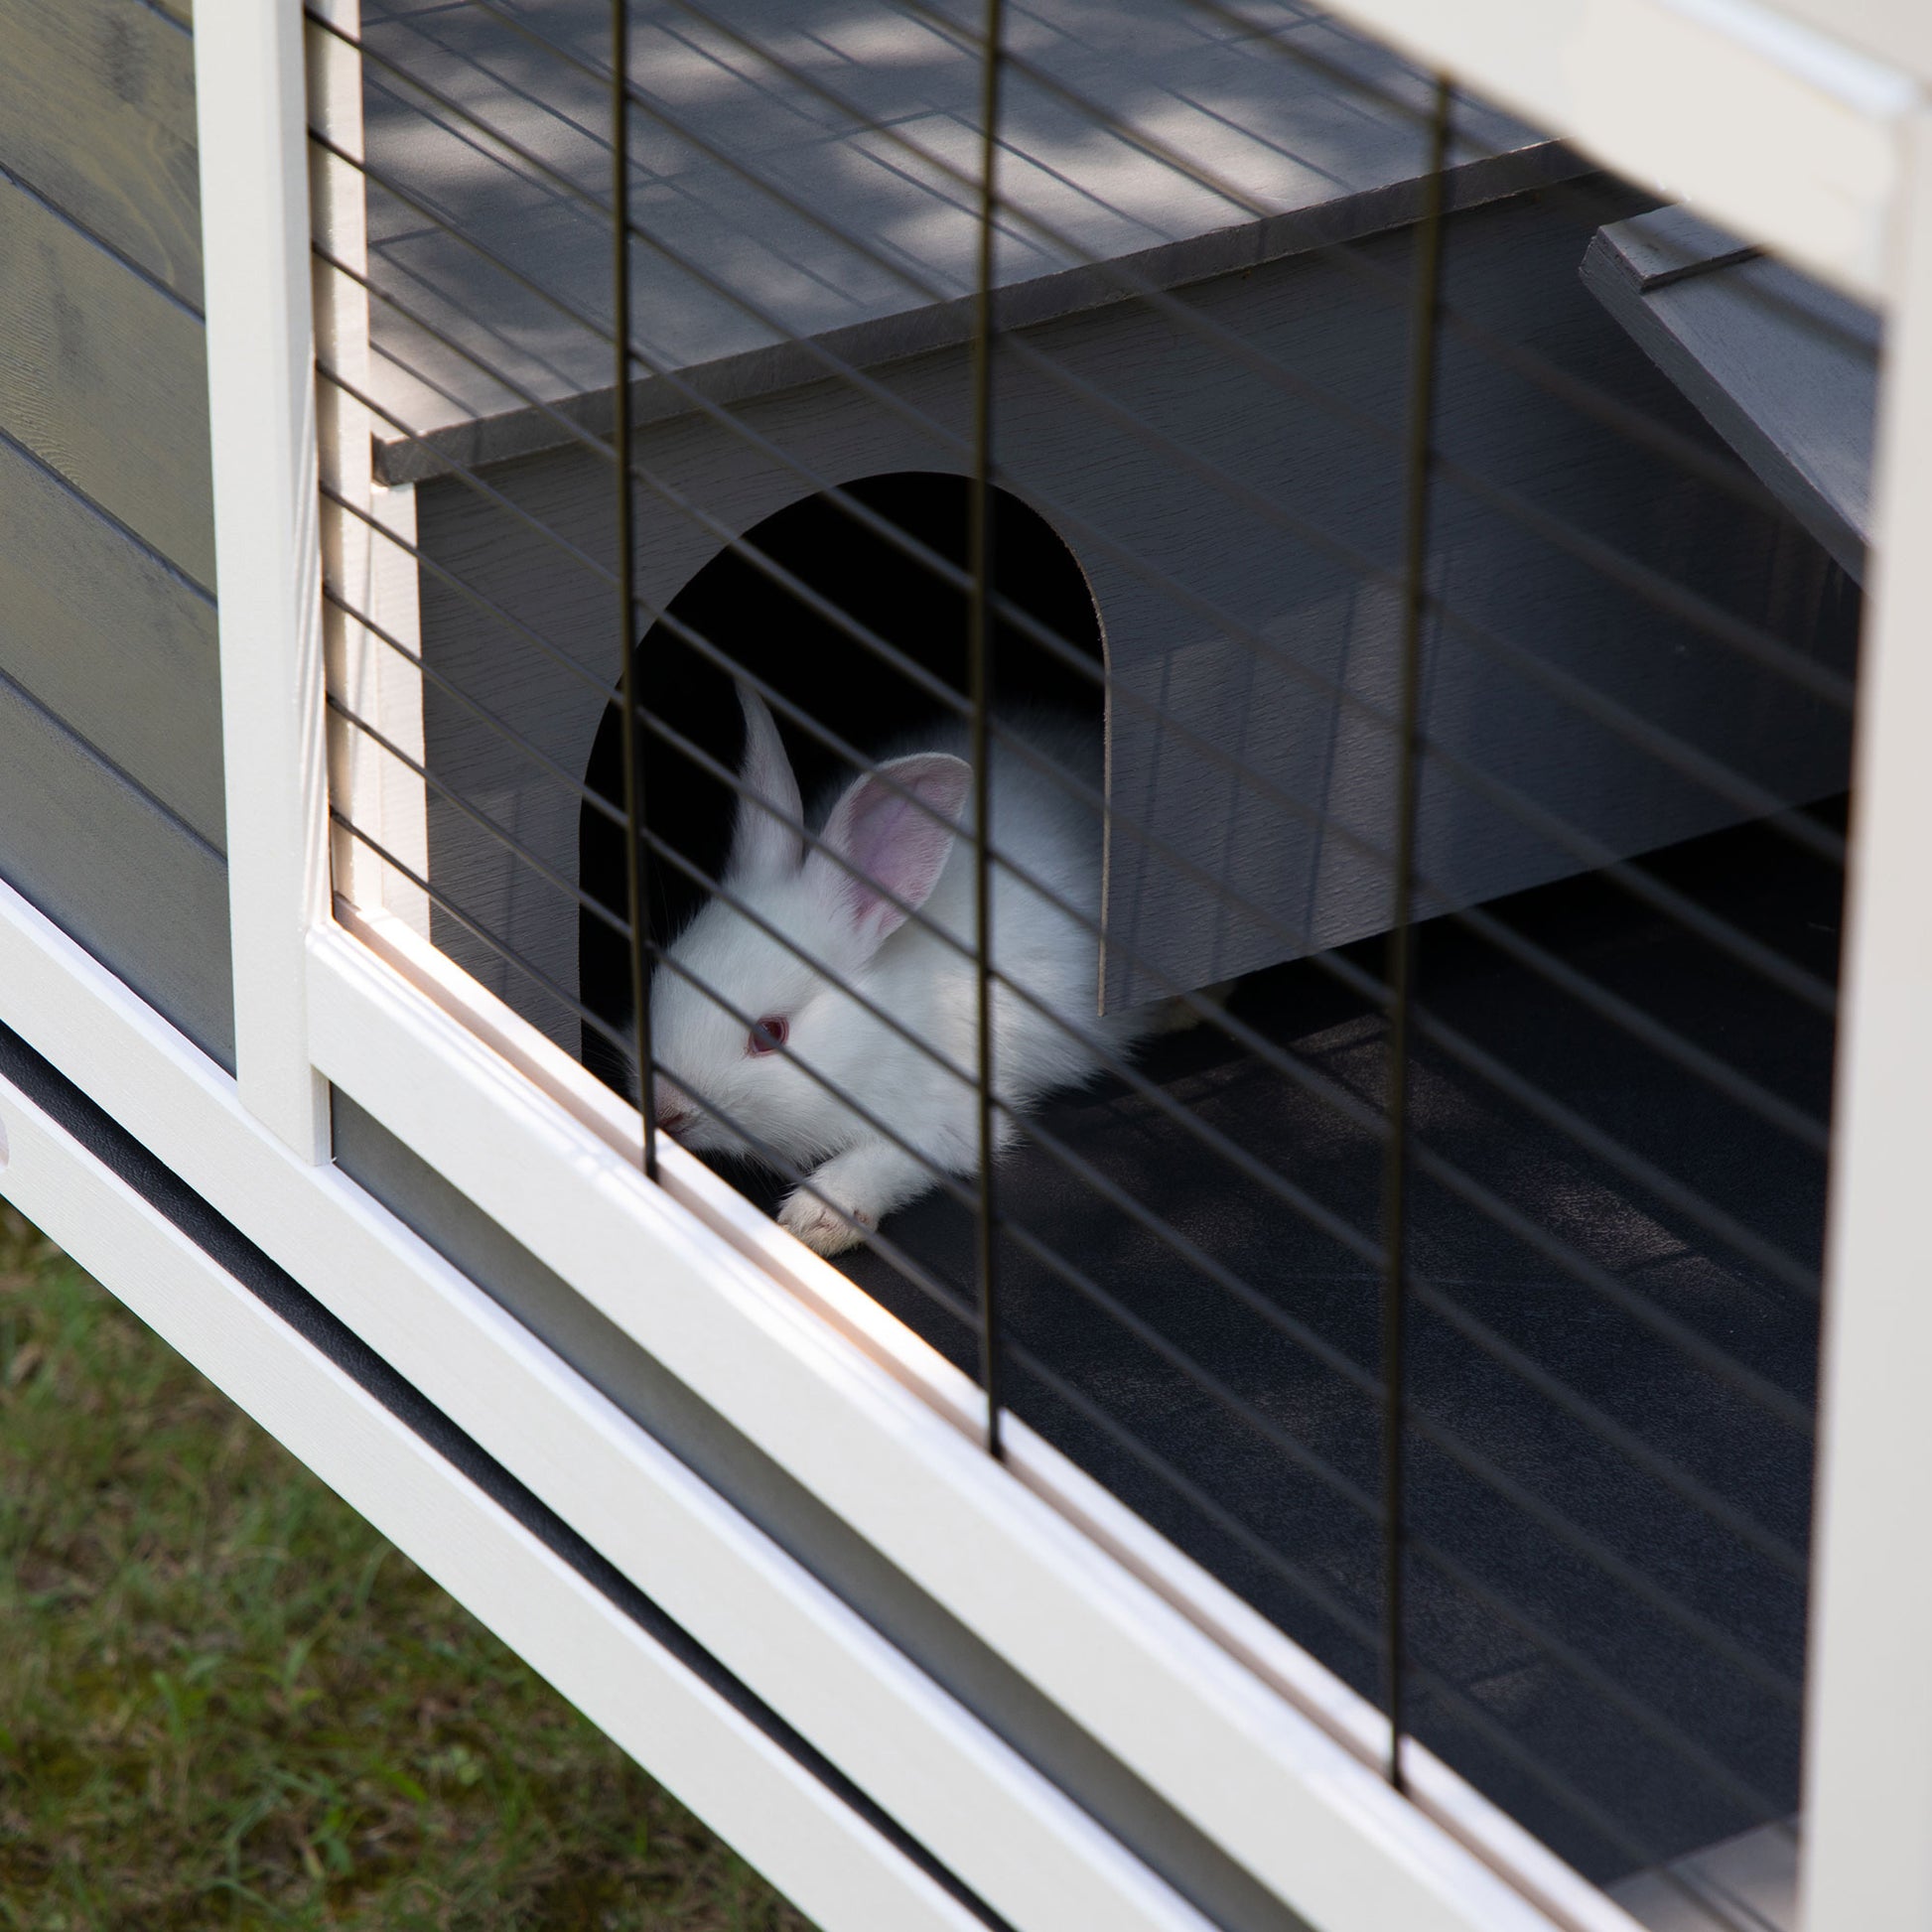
[{"left": 0, "top": 1207, "right": 815, "bottom": 1932}]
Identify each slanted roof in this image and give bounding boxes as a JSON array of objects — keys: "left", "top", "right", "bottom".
[{"left": 357, "top": 0, "right": 1571, "bottom": 483}]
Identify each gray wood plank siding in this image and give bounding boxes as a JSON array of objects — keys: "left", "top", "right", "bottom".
[
  {"left": 410, "top": 181, "right": 1853, "bottom": 1035},
  {"left": 0, "top": 0, "right": 204, "bottom": 308},
  {"left": 1583, "top": 206, "right": 1878, "bottom": 583},
  {"left": 0, "top": 0, "right": 230, "bottom": 1062},
  {"left": 0, "top": 434, "right": 224, "bottom": 848},
  {"left": 0, "top": 172, "right": 215, "bottom": 590},
  {"left": 358, "top": 0, "right": 1574, "bottom": 482},
  {"left": 331, "top": 1085, "right": 1315, "bottom": 1932},
  {"left": 0, "top": 663, "right": 232, "bottom": 1065}
]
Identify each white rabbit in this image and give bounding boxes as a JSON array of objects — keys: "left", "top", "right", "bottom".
[{"left": 648, "top": 684, "right": 1165, "bottom": 1256}]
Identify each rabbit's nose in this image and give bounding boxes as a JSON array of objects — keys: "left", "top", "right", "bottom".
[{"left": 655, "top": 1099, "right": 692, "bottom": 1132}]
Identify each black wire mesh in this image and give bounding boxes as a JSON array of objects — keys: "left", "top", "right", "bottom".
[{"left": 312, "top": 2, "right": 1866, "bottom": 1920}]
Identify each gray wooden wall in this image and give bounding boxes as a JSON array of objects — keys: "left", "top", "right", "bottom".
[{"left": 0, "top": 0, "right": 232, "bottom": 1065}]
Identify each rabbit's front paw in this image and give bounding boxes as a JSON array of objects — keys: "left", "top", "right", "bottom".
[{"left": 778, "top": 1187, "right": 877, "bottom": 1257}]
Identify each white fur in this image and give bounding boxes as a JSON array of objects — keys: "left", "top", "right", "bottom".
[{"left": 648, "top": 687, "right": 1162, "bottom": 1255}]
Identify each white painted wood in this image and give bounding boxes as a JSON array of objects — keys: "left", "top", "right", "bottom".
[
  {"left": 0, "top": 1070, "right": 982, "bottom": 1932},
  {"left": 1799, "top": 104, "right": 1932, "bottom": 1932},
  {"left": 301, "top": 914, "right": 1563, "bottom": 1932},
  {"left": 195, "top": 0, "right": 332, "bottom": 1160},
  {"left": 0, "top": 877, "right": 1215, "bottom": 1932},
  {"left": 1609, "top": 1820, "right": 1796, "bottom": 1931},
  {"left": 1755, "top": 0, "right": 1932, "bottom": 84},
  {"left": 1319, "top": 0, "right": 1913, "bottom": 302},
  {"left": 313, "top": 0, "right": 433, "bottom": 940}
]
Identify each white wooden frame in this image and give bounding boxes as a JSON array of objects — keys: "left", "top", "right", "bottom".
[
  {"left": 0, "top": 1055, "right": 981, "bottom": 1932},
  {"left": 75, "top": 0, "right": 1932, "bottom": 1928}
]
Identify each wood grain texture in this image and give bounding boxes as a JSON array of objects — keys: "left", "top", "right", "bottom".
[
  {"left": 356, "top": 0, "right": 1580, "bottom": 481},
  {"left": 0, "top": 668, "right": 232, "bottom": 1067},
  {"left": 1584, "top": 210, "right": 1877, "bottom": 583},
  {"left": 406, "top": 179, "right": 1856, "bottom": 1035},
  {"left": 0, "top": 0, "right": 203, "bottom": 307},
  {"left": 0, "top": 170, "right": 215, "bottom": 589},
  {"left": 0, "top": 434, "right": 223, "bottom": 848}
]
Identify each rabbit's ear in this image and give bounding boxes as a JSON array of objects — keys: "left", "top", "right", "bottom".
[
  {"left": 727, "top": 683, "right": 804, "bottom": 881},
  {"left": 811, "top": 753, "right": 970, "bottom": 957}
]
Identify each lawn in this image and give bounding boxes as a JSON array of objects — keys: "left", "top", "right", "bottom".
[{"left": 0, "top": 1205, "right": 814, "bottom": 1931}]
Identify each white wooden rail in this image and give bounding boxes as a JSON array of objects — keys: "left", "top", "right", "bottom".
[{"left": 194, "top": 0, "right": 332, "bottom": 1162}]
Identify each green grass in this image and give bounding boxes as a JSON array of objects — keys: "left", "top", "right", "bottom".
[{"left": 0, "top": 1205, "right": 815, "bottom": 1931}]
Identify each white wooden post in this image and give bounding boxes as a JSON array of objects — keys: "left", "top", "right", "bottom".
[
  {"left": 1800, "top": 101, "right": 1932, "bottom": 1932},
  {"left": 310, "top": 0, "right": 431, "bottom": 940},
  {"left": 195, "top": 0, "right": 333, "bottom": 1161}
]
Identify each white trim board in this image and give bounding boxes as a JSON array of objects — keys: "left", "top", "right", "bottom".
[
  {"left": 1321, "top": 0, "right": 1916, "bottom": 304},
  {"left": 195, "top": 0, "right": 332, "bottom": 1161},
  {"left": 0, "top": 868, "right": 1591, "bottom": 1932},
  {"left": 0, "top": 879, "right": 1220, "bottom": 1932},
  {"left": 305, "top": 913, "right": 1613, "bottom": 1932},
  {"left": 0, "top": 1059, "right": 982, "bottom": 1932}
]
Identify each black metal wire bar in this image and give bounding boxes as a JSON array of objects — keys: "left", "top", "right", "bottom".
[
  {"left": 1411, "top": 1006, "right": 1821, "bottom": 1297},
  {"left": 326, "top": 693, "right": 629, "bottom": 937},
  {"left": 1406, "top": 1390, "right": 1804, "bottom": 1704},
  {"left": 320, "top": 587, "right": 628, "bottom": 835},
  {"left": 1439, "top": 897, "right": 1830, "bottom": 1155},
  {"left": 327, "top": 519, "right": 1827, "bottom": 1429},
  {"left": 622, "top": 698, "right": 1816, "bottom": 1561},
  {"left": 995, "top": 1330, "right": 1390, "bottom": 1655},
  {"left": 621, "top": 664, "right": 1824, "bottom": 1437},
  {"left": 970, "top": 0, "right": 1008, "bottom": 1456},
  {"left": 380, "top": 0, "right": 1847, "bottom": 742},
  {"left": 1184, "top": 0, "right": 1879, "bottom": 359},
  {"left": 1396, "top": 1641, "right": 1776, "bottom": 1925},
  {"left": 312, "top": 238, "right": 622, "bottom": 478},
  {"left": 1380, "top": 73, "right": 1449, "bottom": 1788},
  {"left": 612, "top": 0, "right": 656, "bottom": 1172},
  {"left": 1404, "top": 1525, "right": 1796, "bottom": 1824},
  {"left": 331, "top": 811, "right": 631, "bottom": 1052},
  {"left": 615, "top": 0, "right": 1850, "bottom": 715},
  {"left": 316, "top": 354, "right": 621, "bottom": 589},
  {"left": 330, "top": 135, "right": 1852, "bottom": 966},
  {"left": 1407, "top": 1274, "right": 1806, "bottom": 1575}
]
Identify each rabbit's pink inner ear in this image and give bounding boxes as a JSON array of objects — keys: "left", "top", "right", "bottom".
[
  {"left": 728, "top": 684, "right": 804, "bottom": 879},
  {"left": 821, "top": 754, "right": 970, "bottom": 949}
]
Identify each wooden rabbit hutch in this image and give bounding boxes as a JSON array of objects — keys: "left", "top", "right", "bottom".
[
  {"left": 351, "top": 0, "right": 1855, "bottom": 1054},
  {"left": 0, "top": 1, "right": 1926, "bottom": 1931}
]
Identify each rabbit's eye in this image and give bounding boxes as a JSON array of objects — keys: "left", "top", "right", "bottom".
[{"left": 747, "top": 1015, "right": 789, "bottom": 1057}]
